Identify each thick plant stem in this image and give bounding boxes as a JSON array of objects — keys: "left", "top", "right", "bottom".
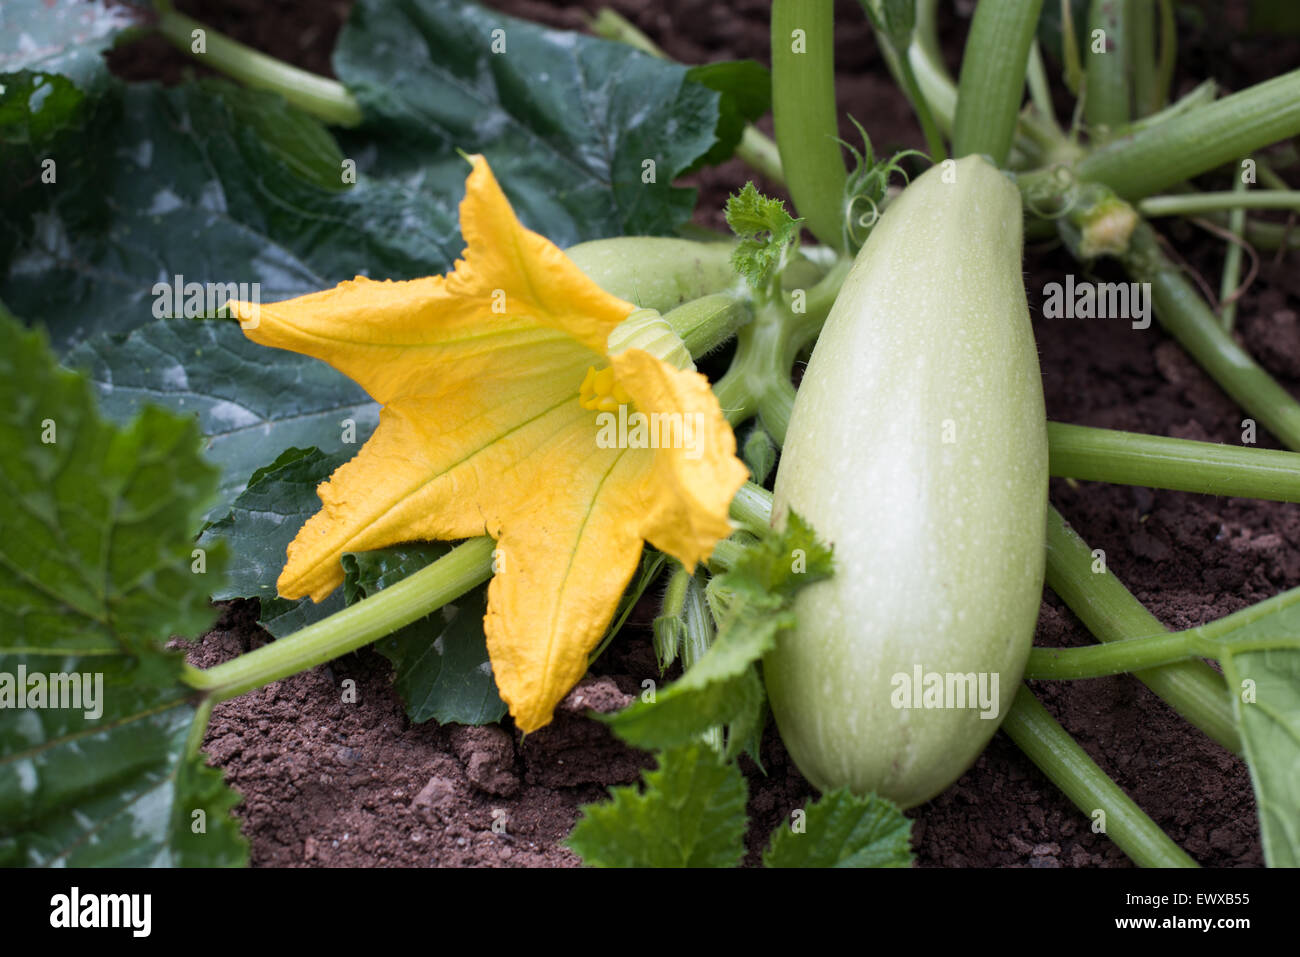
[
  {"left": 1084, "top": 0, "right": 1133, "bottom": 136},
  {"left": 156, "top": 9, "right": 363, "bottom": 126},
  {"left": 1114, "top": 78, "right": 1216, "bottom": 138},
  {"left": 1077, "top": 68, "right": 1300, "bottom": 199},
  {"left": 1138, "top": 189, "right": 1300, "bottom": 218},
  {"left": 1002, "top": 686, "right": 1198, "bottom": 868},
  {"left": 185, "top": 538, "right": 495, "bottom": 702},
  {"left": 1119, "top": 221, "right": 1300, "bottom": 451},
  {"left": 729, "top": 481, "right": 775, "bottom": 531},
  {"left": 1129, "top": 0, "right": 1160, "bottom": 117},
  {"left": 664, "top": 293, "right": 753, "bottom": 359},
  {"left": 1047, "top": 422, "right": 1300, "bottom": 502},
  {"left": 1045, "top": 507, "right": 1240, "bottom": 753},
  {"left": 952, "top": 0, "right": 1045, "bottom": 165},
  {"left": 1155, "top": 0, "right": 1176, "bottom": 107},
  {"left": 771, "top": 0, "right": 848, "bottom": 250}
]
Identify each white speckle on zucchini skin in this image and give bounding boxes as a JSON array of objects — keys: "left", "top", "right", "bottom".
[{"left": 766, "top": 155, "right": 1048, "bottom": 809}]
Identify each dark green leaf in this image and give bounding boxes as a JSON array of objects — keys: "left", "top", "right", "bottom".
[
  {"left": 567, "top": 744, "right": 748, "bottom": 867},
  {"left": 333, "top": 0, "right": 721, "bottom": 243},
  {"left": 199, "top": 446, "right": 352, "bottom": 638},
  {"left": 0, "top": 304, "right": 245, "bottom": 867},
  {"left": 2, "top": 80, "right": 460, "bottom": 352},
  {"left": 683, "top": 60, "right": 771, "bottom": 170},
  {"left": 763, "top": 789, "right": 913, "bottom": 868},
  {"left": 346, "top": 546, "right": 506, "bottom": 726},
  {"left": 66, "top": 318, "right": 378, "bottom": 517}
]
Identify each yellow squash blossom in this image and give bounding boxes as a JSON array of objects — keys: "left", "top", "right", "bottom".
[{"left": 233, "top": 156, "right": 747, "bottom": 732}]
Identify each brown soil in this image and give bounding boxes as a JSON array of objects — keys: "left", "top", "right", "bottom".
[{"left": 112, "top": 0, "right": 1299, "bottom": 867}]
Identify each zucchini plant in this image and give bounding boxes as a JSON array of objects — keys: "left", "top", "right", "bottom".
[{"left": 2, "top": 0, "right": 1299, "bottom": 871}]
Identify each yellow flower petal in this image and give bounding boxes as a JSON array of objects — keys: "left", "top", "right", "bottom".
[
  {"left": 278, "top": 380, "right": 591, "bottom": 602},
  {"left": 612, "top": 348, "right": 749, "bottom": 568},
  {"left": 484, "top": 419, "right": 651, "bottom": 733},
  {"left": 232, "top": 155, "right": 634, "bottom": 404}
]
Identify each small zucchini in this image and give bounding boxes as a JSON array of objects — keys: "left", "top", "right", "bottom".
[{"left": 767, "top": 155, "right": 1048, "bottom": 808}]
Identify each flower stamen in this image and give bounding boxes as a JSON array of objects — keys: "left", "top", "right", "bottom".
[{"left": 579, "top": 365, "right": 633, "bottom": 413}]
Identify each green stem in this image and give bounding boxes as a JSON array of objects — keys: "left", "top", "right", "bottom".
[
  {"left": 771, "top": 0, "right": 848, "bottom": 249},
  {"left": 1027, "top": 631, "right": 1203, "bottom": 679},
  {"left": 1077, "top": 68, "right": 1300, "bottom": 199},
  {"left": 587, "top": 8, "right": 659, "bottom": 55},
  {"left": 1191, "top": 198, "right": 1300, "bottom": 250},
  {"left": 1047, "top": 422, "right": 1300, "bottom": 501},
  {"left": 155, "top": 9, "right": 363, "bottom": 127},
  {"left": 1045, "top": 507, "right": 1240, "bottom": 753},
  {"left": 1129, "top": 0, "right": 1159, "bottom": 117},
  {"left": 184, "top": 695, "right": 215, "bottom": 759},
  {"left": 1002, "top": 686, "right": 1198, "bottom": 867},
  {"left": 665, "top": 293, "right": 753, "bottom": 359},
  {"left": 737, "top": 126, "right": 787, "bottom": 187},
  {"left": 1026, "top": 40, "right": 1061, "bottom": 136},
  {"left": 1218, "top": 171, "right": 1250, "bottom": 331},
  {"left": 185, "top": 538, "right": 495, "bottom": 702},
  {"left": 713, "top": 301, "right": 798, "bottom": 443},
  {"left": 1257, "top": 159, "right": 1291, "bottom": 192},
  {"left": 729, "top": 481, "right": 774, "bottom": 531},
  {"left": 907, "top": 0, "right": 958, "bottom": 133},
  {"left": 1028, "top": 600, "right": 1300, "bottom": 679},
  {"left": 1137, "top": 189, "right": 1300, "bottom": 217},
  {"left": 1155, "top": 0, "right": 1176, "bottom": 108},
  {"left": 1113, "top": 78, "right": 1216, "bottom": 138},
  {"left": 1084, "top": 0, "right": 1133, "bottom": 137},
  {"left": 1059, "top": 0, "right": 1085, "bottom": 96},
  {"left": 1120, "top": 220, "right": 1300, "bottom": 451},
  {"left": 892, "top": 43, "right": 948, "bottom": 161},
  {"left": 953, "top": 0, "right": 1045, "bottom": 165}
]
